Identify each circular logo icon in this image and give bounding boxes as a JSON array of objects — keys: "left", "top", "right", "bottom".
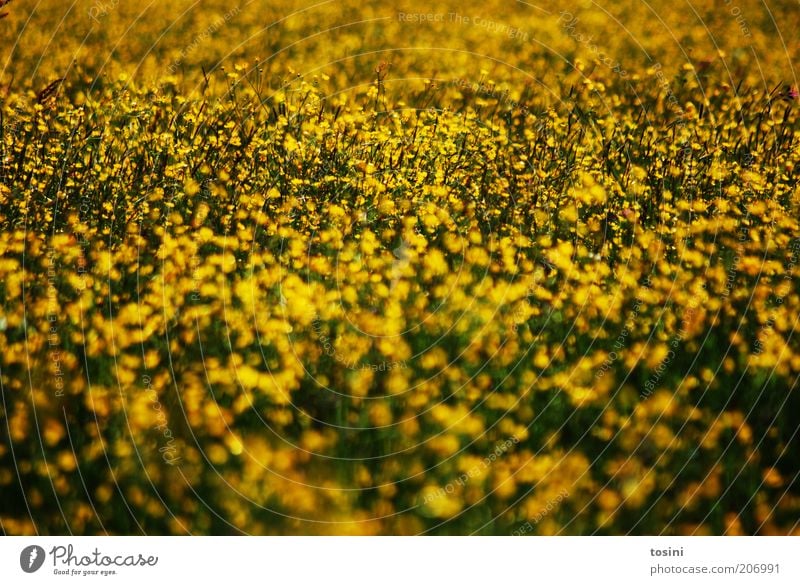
[{"left": 20, "top": 545, "right": 46, "bottom": 573}]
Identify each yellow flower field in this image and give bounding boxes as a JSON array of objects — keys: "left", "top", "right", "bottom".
[{"left": 1, "top": 0, "right": 799, "bottom": 534}]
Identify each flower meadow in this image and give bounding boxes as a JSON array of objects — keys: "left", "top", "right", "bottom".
[{"left": 1, "top": 0, "right": 799, "bottom": 535}]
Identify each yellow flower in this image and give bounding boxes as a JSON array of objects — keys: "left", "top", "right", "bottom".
[{"left": 419, "top": 486, "right": 463, "bottom": 518}]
